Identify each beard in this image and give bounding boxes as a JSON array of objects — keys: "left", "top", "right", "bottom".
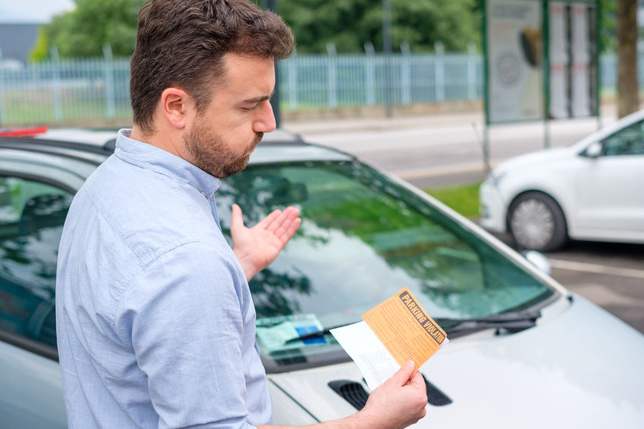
[{"left": 184, "top": 117, "right": 263, "bottom": 179}]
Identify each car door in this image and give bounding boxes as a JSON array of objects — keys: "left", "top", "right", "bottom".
[
  {"left": 0, "top": 175, "right": 69, "bottom": 429},
  {"left": 573, "top": 119, "right": 644, "bottom": 242}
]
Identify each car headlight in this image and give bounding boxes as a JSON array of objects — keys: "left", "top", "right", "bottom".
[{"left": 486, "top": 169, "right": 507, "bottom": 187}]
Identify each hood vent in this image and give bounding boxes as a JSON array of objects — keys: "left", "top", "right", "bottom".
[
  {"left": 423, "top": 375, "right": 453, "bottom": 406},
  {"left": 328, "top": 380, "right": 370, "bottom": 410},
  {"left": 328, "top": 376, "right": 452, "bottom": 410}
]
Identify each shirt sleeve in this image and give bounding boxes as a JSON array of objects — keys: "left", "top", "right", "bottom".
[{"left": 118, "top": 240, "right": 258, "bottom": 429}]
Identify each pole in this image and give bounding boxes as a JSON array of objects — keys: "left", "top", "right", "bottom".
[
  {"left": 103, "top": 44, "right": 116, "bottom": 119},
  {"left": 0, "top": 48, "right": 6, "bottom": 126},
  {"left": 482, "top": 0, "right": 491, "bottom": 171},
  {"left": 542, "top": 0, "right": 551, "bottom": 149},
  {"left": 50, "top": 46, "right": 63, "bottom": 123},
  {"left": 383, "top": 0, "right": 393, "bottom": 118},
  {"left": 594, "top": 0, "right": 602, "bottom": 130}
]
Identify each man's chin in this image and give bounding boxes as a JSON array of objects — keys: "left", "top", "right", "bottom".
[{"left": 217, "top": 156, "right": 250, "bottom": 179}]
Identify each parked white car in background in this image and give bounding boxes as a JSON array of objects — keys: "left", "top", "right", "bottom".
[{"left": 480, "top": 109, "right": 644, "bottom": 251}]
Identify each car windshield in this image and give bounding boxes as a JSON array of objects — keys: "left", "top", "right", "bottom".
[{"left": 215, "top": 160, "right": 555, "bottom": 372}]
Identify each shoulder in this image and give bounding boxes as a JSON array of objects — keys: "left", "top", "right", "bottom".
[{"left": 77, "top": 157, "right": 221, "bottom": 264}]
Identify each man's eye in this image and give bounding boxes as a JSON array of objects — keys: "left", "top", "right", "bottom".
[{"left": 241, "top": 104, "right": 259, "bottom": 112}]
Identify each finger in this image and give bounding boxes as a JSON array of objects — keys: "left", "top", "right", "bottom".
[
  {"left": 388, "top": 360, "right": 417, "bottom": 387},
  {"left": 287, "top": 216, "right": 302, "bottom": 235},
  {"left": 408, "top": 368, "right": 425, "bottom": 387},
  {"left": 258, "top": 209, "right": 282, "bottom": 230},
  {"left": 277, "top": 216, "right": 301, "bottom": 243},
  {"left": 264, "top": 207, "right": 297, "bottom": 234},
  {"left": 273, "top": 213, "right": 301, "bottom": 242},
  {"left": 282, "top": 206, "right": 301, "bottom": 219},
  {"left": 418, "top": 408, "right": 427, "bottom": 420},
  {"left": 231, "top": 204, "right": 245, "bottom": 233}
]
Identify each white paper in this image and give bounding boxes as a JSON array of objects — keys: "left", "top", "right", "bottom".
[{"left": 330, "top": 321, "right": 400, "bottom": 391}]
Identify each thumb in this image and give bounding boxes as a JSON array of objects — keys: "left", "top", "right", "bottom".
[
  {"left": 231, "top": 204, "right": 245, "bottom": 233},
  {"left": 389, "top": 360, "right": 417, "bottom": 386}
]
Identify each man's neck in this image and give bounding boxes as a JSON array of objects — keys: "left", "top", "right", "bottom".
[{"left": 130, "top": 124, "right": 185, "bottom": 160}]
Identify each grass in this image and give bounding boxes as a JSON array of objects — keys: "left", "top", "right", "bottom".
[{"left": 425, "top": 181, "right": 482, "bottom": 219}]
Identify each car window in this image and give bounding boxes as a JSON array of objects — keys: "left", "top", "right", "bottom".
[
  {"left": 216, "top": 161, "right": 555, "bottom": 372},
  {"left": 601, "top": 120, "right": 644, "bottom": 156},
  {"left": 0, "top": 176, "right": 72, "bottom": 351}
]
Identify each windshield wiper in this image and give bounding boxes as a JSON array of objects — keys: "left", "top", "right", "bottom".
[
  {"left": 434, "top": 310, "right": 542, "bottom": 335},
  {"left": 283, "top": 322, "right": 355, "bottom": 344},
  {"left": 282, "top": 310, "right": 541, "bottom": 344}
]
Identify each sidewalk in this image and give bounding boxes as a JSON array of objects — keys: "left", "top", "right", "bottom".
[
  {"left": 282, "top": 103, "right": 618, "bottom": 136},
  {"left": 283, "top": 110, "right": 486, "bottom": 136}
]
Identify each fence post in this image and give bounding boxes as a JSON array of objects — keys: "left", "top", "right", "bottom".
[
  {"left": 467, "top": 42, "right": 477, "bottom": 100},
  {"left": 326, "top": 42, "right": 337, "bottom": 109},
  {"left": 434, "top": 42, "right": 445, "bottom": 102},
  {"left": 0, "top": 48, "right": 7, "bottom": 126},
  {"left": 287, "top": 48, "right": 298, "bottom": 110},
  {"left": 50, "top": 46, "right": 63, "bottom": 122},
  {"left": 364, "top": 42, "right": 376, "bottom": 106},
  {"left": 103, "top": 44, "right": 116, "bottom": 119},
  {"left": 401, "top": 42, "right": 411, "bottom": 105}
]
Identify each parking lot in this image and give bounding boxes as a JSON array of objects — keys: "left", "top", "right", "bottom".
[{"left": 547, "top": 241, "right": 644, "bottom": 334}]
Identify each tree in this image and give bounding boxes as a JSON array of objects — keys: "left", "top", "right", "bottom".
[
  {"left": 616, "top": 0, "right": 639, "bottom": 118},
  {"left": 600, "top": 0, "right": 617, "bottom": 53},
  {"left": 31, "top": 0, "right": 479, "bottom": 59},
  {"left": 277, "top": 0, "right": 480, "bottom": 53},
  {"left": 30, "top": 0, "right": 142, "bottom": 60}
]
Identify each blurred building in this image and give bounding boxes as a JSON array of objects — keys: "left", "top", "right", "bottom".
[{"left": 0, "top": 22, "right": 40, "bottom": 64}]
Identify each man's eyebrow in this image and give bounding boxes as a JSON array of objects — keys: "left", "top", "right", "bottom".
[{"left": 240, "top": 93, "right": 273, "bottom": 105}]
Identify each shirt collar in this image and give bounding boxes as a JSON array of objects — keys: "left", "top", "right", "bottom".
[{"left": 114, "top": 129, "right": 221, "bottom": 198}]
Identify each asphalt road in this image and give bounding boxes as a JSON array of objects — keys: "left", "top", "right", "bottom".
[
  {"left": 293, "top": 112, "right": 612, "bottom": 187},
  {"left": 285, "top": 108, "right": 644, "bottom": 335}
]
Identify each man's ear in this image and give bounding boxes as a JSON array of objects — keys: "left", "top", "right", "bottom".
[{"left": 160, "top": 87, "right": 195, "bottom": 130}]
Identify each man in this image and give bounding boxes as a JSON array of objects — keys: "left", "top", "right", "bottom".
[{"left": 56, "top": 1, "right": 428, "bottom": 428}]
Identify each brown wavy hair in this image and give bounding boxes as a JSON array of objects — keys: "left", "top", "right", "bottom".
[{"left": 130, "top": 0, "right": 295, "bottom": 134}]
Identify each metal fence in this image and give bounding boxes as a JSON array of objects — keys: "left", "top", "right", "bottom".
[{"left": 0, "top": 53, "right": 634, "bottom": 126}]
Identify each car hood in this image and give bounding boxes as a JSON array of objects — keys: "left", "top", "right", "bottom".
[
  {"left": 268, "top": 296, "right": 644, "bottom": 428},
  {"left": 494, "top": 146, "right": 576, "bottom": 175}
]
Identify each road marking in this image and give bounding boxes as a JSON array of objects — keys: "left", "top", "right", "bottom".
[{"left": 549, "top": 258, "right": 644, "bottom": 280}]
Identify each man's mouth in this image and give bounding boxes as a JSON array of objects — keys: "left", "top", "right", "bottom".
[{"left": 249, "top": 133, "right": 263, "bottom": 154}]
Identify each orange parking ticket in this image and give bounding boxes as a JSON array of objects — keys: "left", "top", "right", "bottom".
[{"left": 362, "top": 287, "right": 447, "bottom": 371}]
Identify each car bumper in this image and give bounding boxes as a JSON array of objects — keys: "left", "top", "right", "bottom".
[{"left": 479, "top": 179, "right": 507, "bottom": 233}]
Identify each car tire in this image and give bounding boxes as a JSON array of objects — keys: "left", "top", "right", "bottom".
[{"left": 507, "top": 192, "right": 568, "bottom": 252}]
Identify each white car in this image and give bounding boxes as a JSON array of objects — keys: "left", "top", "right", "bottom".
[
  {"left": 480, "top": 110, "right": 644, "bottom": 251},
  {"left": 1, "top": 128, "right": 643, "bottom": 428}
]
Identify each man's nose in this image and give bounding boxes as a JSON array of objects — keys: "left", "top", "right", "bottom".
[{"left": 254, "top": 101, "right": 277, "bottom": 133}]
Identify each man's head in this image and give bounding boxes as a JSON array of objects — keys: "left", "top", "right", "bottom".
[{"left": 130, "top": 0, "right": 294, "bottom": 136}]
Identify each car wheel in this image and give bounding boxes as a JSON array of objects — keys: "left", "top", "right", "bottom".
[{"left": 508, "top": 192, "right": 567, "bottom": 252}]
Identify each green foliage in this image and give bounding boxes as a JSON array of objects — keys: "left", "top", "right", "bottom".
[
  {"left": 31, "top": 0, "right": 480, "bottom": 59},
  {"left": 278, "top": 0, "right": 480, "bottom": 53},
  {"left": 600, "top": 0, "right": 617, "bottom": 52},
  {"left": 28, "top": 28, "right": 50, "bottom": 62},
  {"left": 30, "top": 0, "right": 143, "bottom": 60},
  {"left": 425, "top": 182, "right": 482, "bottom": 219}
]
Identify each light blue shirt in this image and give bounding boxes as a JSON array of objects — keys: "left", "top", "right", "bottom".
[{"left": 56, "top": 130, "right": 272, "bottom": 429}]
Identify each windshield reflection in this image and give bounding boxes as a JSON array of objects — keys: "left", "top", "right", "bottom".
[{"left": 217, "top": 160, "right": 554, "bottom": 371}]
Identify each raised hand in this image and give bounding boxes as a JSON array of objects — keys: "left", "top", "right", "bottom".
[{"left": 231, "top": 204, "right": 302, "bottom": 281}]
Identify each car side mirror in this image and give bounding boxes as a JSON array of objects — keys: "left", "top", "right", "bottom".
[
  {"left": 584, "top": 141, "right": 603, "bottom": 158},
  {"left": 521, "top": 250, "right": 551, "bottom": 276}
]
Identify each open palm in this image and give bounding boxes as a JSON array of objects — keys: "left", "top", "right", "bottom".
[{"left": 231, "top": 204, "right": 302, "bottom": 281}]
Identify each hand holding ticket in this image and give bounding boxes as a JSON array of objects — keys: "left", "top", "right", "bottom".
[{"left": 331, "top": 287, "right": 448, "bottom": 390}]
